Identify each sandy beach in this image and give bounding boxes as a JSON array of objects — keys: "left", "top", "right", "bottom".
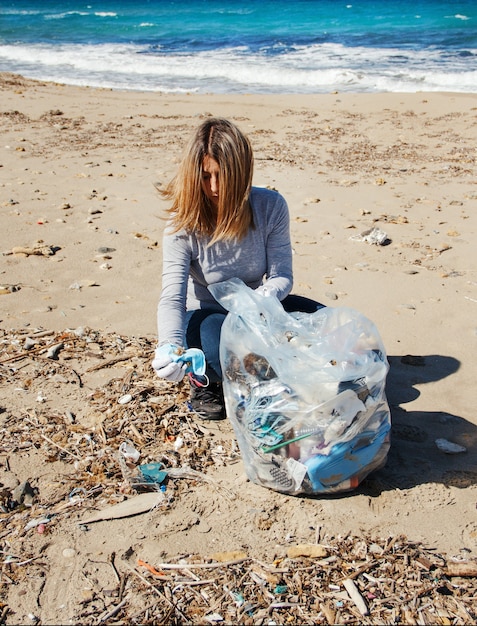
[{"left": 1, "top": 72, "right": 477, "bottom": 624}]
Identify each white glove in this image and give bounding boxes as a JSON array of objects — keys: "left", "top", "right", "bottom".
[
  {"left": 152, "top": 345, "right": 187, "bottom": 382},
  {"left": 256, "top": 284, "right": 278, "bottom": 298}
]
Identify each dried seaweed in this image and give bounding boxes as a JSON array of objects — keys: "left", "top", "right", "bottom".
[{"left": 0, "top": 327, "right": 476, "bottom": 624}]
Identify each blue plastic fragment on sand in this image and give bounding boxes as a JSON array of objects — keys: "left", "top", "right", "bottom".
[{"left": 139, "top": 462, "right": 168, "bottom": 485}]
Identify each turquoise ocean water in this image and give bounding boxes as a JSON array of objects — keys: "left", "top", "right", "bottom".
[{"left": 0, "top": 0, "right": 476, "bottom": 93}]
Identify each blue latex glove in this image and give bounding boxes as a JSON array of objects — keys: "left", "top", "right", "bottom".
[{"left": 152, "top": 344, "right": 206, "bottom": 382}]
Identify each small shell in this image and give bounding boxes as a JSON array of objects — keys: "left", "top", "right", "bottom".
[
  {"left": 118, "top": 394, "right": 133, "bottom": 405},
  {"left": 62, "top": 548, "right": 76, "bottom": 558},
  {"left": 46, "top": 342, "right": 64, "bottom": 359},
  {"left": 435, "top": 438, "right": 466, "bottom": 454}
]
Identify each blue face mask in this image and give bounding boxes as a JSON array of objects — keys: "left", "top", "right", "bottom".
[
  {"left": 174, "top": 347, "right": 206, "bottom": 376},
  {"left": 156, "top": 344, "right": 206, "bottom": 376}
]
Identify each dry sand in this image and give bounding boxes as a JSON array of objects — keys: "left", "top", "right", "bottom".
[{"left": 1, "top": 72, "right": 477, "bottom": 624}]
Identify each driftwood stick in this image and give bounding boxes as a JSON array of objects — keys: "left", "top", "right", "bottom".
[
  {"left": 445, "top": 561, "right": 477, "bottom": 577},
  {"left": 86, "top": 355, "right": 136, "bottom": 372},
  {"left": 152, "top": 557, "right": 250, "bottom": 570},
  {"left": 343, "top": 578, "right": 369, "bottom": 616},
  {"left": 40, "top": 434, "right": 82, "bottom": 461},
  {"left": 98, "top": 598, "right": 127, "bottom": 623}
]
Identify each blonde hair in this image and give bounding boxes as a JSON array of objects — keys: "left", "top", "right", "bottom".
[{"left": 159, "top": 118, "right": 254, "bottom": 242}]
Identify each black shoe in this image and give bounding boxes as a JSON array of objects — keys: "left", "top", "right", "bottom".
[{"left": 189, "top": 377, "right": 225, "bottom": 421}]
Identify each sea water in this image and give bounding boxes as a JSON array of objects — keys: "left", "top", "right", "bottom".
[{"left": 0, "top": 0, "right": 476, "bottom": 93}]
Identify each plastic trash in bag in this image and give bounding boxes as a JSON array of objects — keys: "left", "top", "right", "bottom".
[{"left": 208, "top": 278, "right": 391, "bottom": 495}]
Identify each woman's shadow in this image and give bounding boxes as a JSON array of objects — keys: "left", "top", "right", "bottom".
[{"left": 360, "top": 353, "right": 477, "bottom": 495}]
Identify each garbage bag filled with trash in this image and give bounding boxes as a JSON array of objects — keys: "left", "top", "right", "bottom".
[{"left": 208, "top": 278, "right": 391, "bottom": 495}]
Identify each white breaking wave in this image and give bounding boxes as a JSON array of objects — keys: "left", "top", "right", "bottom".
[{"left": 0, "top": 40, "right": 475, "bottom": 94}]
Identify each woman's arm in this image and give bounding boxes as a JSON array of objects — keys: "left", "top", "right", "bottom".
[
  {"left": 259, "top": 190, "right": 293, "bottom": 300},
  {"left": 157, "top": 228, "right": 191, "bottom": 346}
]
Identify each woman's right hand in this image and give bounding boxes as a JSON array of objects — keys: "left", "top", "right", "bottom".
[{"left": 152, "top": 345, "right": 187, "bottom": 382}]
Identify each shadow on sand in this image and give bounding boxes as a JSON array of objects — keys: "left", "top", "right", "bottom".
[{"left": 360, "top": 353, "right": 477, "bottom": 496}]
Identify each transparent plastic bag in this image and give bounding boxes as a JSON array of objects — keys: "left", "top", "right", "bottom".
[{"left": 209, "top": 278, "right": 391, "bottom": 495}]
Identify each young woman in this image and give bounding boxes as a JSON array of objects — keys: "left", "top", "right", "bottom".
[{"left": 152, "top": 118, "right": 320, "bottom": 419}]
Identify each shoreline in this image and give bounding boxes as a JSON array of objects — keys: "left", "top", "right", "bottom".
[{"left": 3, "top": 70, "right": 477, "bottom": 98}]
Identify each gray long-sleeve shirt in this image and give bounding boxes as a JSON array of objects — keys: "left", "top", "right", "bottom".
[{"left": 157, "top": 186, "right": 293, "bottom": 346}]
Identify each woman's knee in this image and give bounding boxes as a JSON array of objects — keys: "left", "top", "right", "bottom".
[
  {"left": 200, "top": 313, "right": 226, "bottom": 344},
  {"left": 282, "top": 294, "right": 324, "bottom": 313}
]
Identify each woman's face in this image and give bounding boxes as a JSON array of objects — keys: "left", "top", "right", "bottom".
[{"left": 201, "top": 155, "right": 220, "bottom": 207}]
